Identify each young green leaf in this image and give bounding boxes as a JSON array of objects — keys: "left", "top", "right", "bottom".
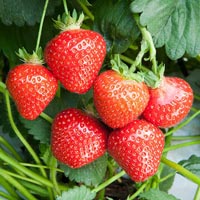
[
  {"left": 130, "top": 0, "right": 200, "bottom": 60},
  {"left": 178, "top": 155, "right": 200, "bottom": 177},
  {"left": 60, "top": 155, "right": 107, "bottom": 186},
  {"left": 93, "top": 0, "right": 139, "bottom": 54},
  {"left": 139, "top": 189, "right": 180, "bottom": 200},
  {"left": 56, "top": 185, "right": 96, "bottom": 200}
]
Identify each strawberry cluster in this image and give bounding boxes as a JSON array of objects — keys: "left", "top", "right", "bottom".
[{"left": 5, "top": 12, "right": 193, "bottom": 183}]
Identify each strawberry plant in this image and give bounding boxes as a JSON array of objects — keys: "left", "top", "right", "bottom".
[{"left": 0, "top": 0, "right": 200, "bottom": 200}]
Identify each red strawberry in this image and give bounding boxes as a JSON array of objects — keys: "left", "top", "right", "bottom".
[
  {"left": 93, "top": 70, "right": 150, "bottom": 129},
  {"left": 44, "top": 28, "right": 106, "bottom": 94},
  {"left": 6, "top": 63, "right": 58, "bottom": 120},
  {"left": 51, "top": 108, "right": 108, "bottom": 168},
  {"left": 142, "top": 76, "right": 193, "bottom": 128},
  {"left": 107, "top": 119, "right": 165, "bottom": 182}
]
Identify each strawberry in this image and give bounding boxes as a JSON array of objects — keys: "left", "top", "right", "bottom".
[
  {"left": 93, "top": 70, "right": 150, "bottom": 129},
  {"left": 142, "top": 76, "right": 193, "bottom": 128},
  {"left": 107, "top": 119, "right": 165, "bottom": 182},
  {"left": 6, "top": 63, "right": 58, "bottom": 120},
  {"left": 44, "top": 12, "right": 106, "bottom": 94},
  {"left": 51, "top": 108, "right": 108, "bottom": 168}
]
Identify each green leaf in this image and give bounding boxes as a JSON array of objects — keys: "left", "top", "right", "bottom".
[
  {"left": 130, "top": 0, "right": 200, "bottom": 60},
  {"left": 178, "top": 155, "right": 200, "bottom": 177},
  {"left": 0, "top": 16, "right": 58, "bottom": 67},
  {"left": 56, "top": 185, "right": 96, "bottom": 200},
  {"left": 139, "top": 189, "right": 180, "bottom": 200},
  {"left": 20, "top": 116, "right": 51, "bottom": 144},
  {"left": 0, "top": 0, "right": 61, "bottom": 26},
  {"left": 93, "top": 0, "right": 139, "bottom": 54},
  {"left": 159, "top": 165, "right": 176, "bottom": 192},
  {"left": 60, "top": 154, "right": 107, "bottom": 186}
]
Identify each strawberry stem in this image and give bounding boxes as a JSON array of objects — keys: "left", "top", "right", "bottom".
[
  {"left": 165, "top": 109, "right": 200, "bottom": 137},
  {"left": 0, "top": 136, "right": 23, "bottom": 162},
  {"left": 194, "top": 187, "right": 200, "bottom": 200},
  {"left": 4, "top": 90, "right": 53, "bottom": 193},
  {"left": 128, "top": 181, "right": 149, "bottom": 200},
  {"left": 163, "top": 140, "right": 200, "bottom": 153},
  {"left": 0, "top": 148, "right": 54, "bottom": 188},
  {"left": 35, "top": 0, "right": 49, "bottom": 53},
  {"left": 0, "top": 175, "right": 20, "bottom": 199},
  {"left": 161, "top": 156, "right": 200, "bottom": 185},
  {"left": 77, "top": 0, "right": 94, "bottom": 21},
  {"left": 92, "top": 170, "right": 126, "bottom": 193},
  {"left": 0, "top": 168, "right": 37, "bottom": 200},
  {"left": 133, "top": 14, "right": 158, "bottom": 74},
  {"left": 40, "top": 112, "right": 53, "bottom": 124},
  {"left": 62, "top": 0, "right": 69, "bottom": 15},
  {"left": 132, "top": 14, "right": 165, "bottom": 88}
]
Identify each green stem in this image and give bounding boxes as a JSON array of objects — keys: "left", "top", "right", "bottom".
[
  {"left": 19, "top": 180, "right": 49, "bottom": 197},
  {"left": 163, "top": 140, "right": 200, "bottom": 153},
  {"left": 134, "top": 14, "right": 157, "bottom": 74},
  {"left": 120, "top": 54, "right": 150, "bottom": 72},
  {"left": 40, "top": 112, "right": 53, "bottom": 123},
  {"left": 63, "top": 0, "right": 69, "bottom": 15},
  {"left": 129, "top": 39, "right": 149, "bottom": 73},
  {"left": 4, "top": 90, "right": 47, "bottom": 177},
  {"left": 0, "top": 175, "right": 20, "bottom": 199},
  {"left": 92, "top": 170, "right": 126, "bottom": 193},
  {"left": 0, "top": 171, "right": 37, "bottom": 200},
  {"left": 0, "top": 191, "right": 17, "bottom": 200},
  {"left": 20, "top": 162, "right": 63, "bottom": 173},
  {"left": 165, "top": 109, "right": 200, "bottom": 137},
  {"left": 49, "top": 155, "right": 61, "bottom": 195},
  {"left": 0, "top": 168, "right": 43, "bottom": 186},
  {"left": 159, "top": 173, "right": 176, "bottom": 183},
  {"left": 128, "top": 181, "right": 149, "bottom": 200},
  {"left": 161, "top": 156, "right": 200, "bottom": 185},
  {"left": 35, "top": 0, "right": 49, "bottom": 52},
  {"left": 194, "top": 186, "right": 200, "bottom": 200},
  {"left": 194, "top": 94, "right": 200, "bottom": 101},
  {"left": 0, "top": 136, "right": 23, "bottom": 162},
  {"left": 77, "top": 0, "right": 94, "bottom": 21},
  {"left": 172, "top": 135, "right": 200, "bottom": 141},
  {"left": 0, "top": 148, "right": 54, "bottom": 188},
  {"left": 0, "top": 81, "right": 6, "bottom": 93}
]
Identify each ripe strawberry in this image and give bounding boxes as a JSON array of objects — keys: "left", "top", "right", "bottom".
[
  {"left": 107, "top": 119, "right": 165, "bottom": 182},
  {"left": 93, "top": 70, "right": 150, "bottom": 129},
  {"left": 51, "top": 108, "right": 108, "bottom": 168},
  {"left": 44, "top": 21, "right": 106, "bottom": 94},
  {"left": 142, "top": 76, "right": 193, "bottom": 128},
  {"left": 6, "top": 63, "right": 58, "bottom": 120}
]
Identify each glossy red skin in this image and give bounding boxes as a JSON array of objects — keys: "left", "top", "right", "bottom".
[
  {"left": 44, "top": 29, "right": 106, "bottom": 94},
  {"left": 108, "top": 119, "right": 165, "bottom": 182},
  {"left": 6, "top": 63, "right": 58, "bottom": 120},
  {"left": 51, "top": 108, "right": 108, "bottom": 168},
  {"left": 143, "top": 77, "right": 193, "bottom": 128},
  {"left": 93, "top": 70, "right": 150, "bottom": 129}
]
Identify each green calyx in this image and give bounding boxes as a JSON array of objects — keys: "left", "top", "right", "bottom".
[
  {"left": 111, "top": 55, "right": 145, "bottom": 83},
  {"left": 53, "top": 10, "right": 84, "bottom": 32},
  {"left": 17, "top": 47, "right": 44, "bottom": 65},
  {"left": 111, "top": 54, "right": 165, "bottom": 88}
]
